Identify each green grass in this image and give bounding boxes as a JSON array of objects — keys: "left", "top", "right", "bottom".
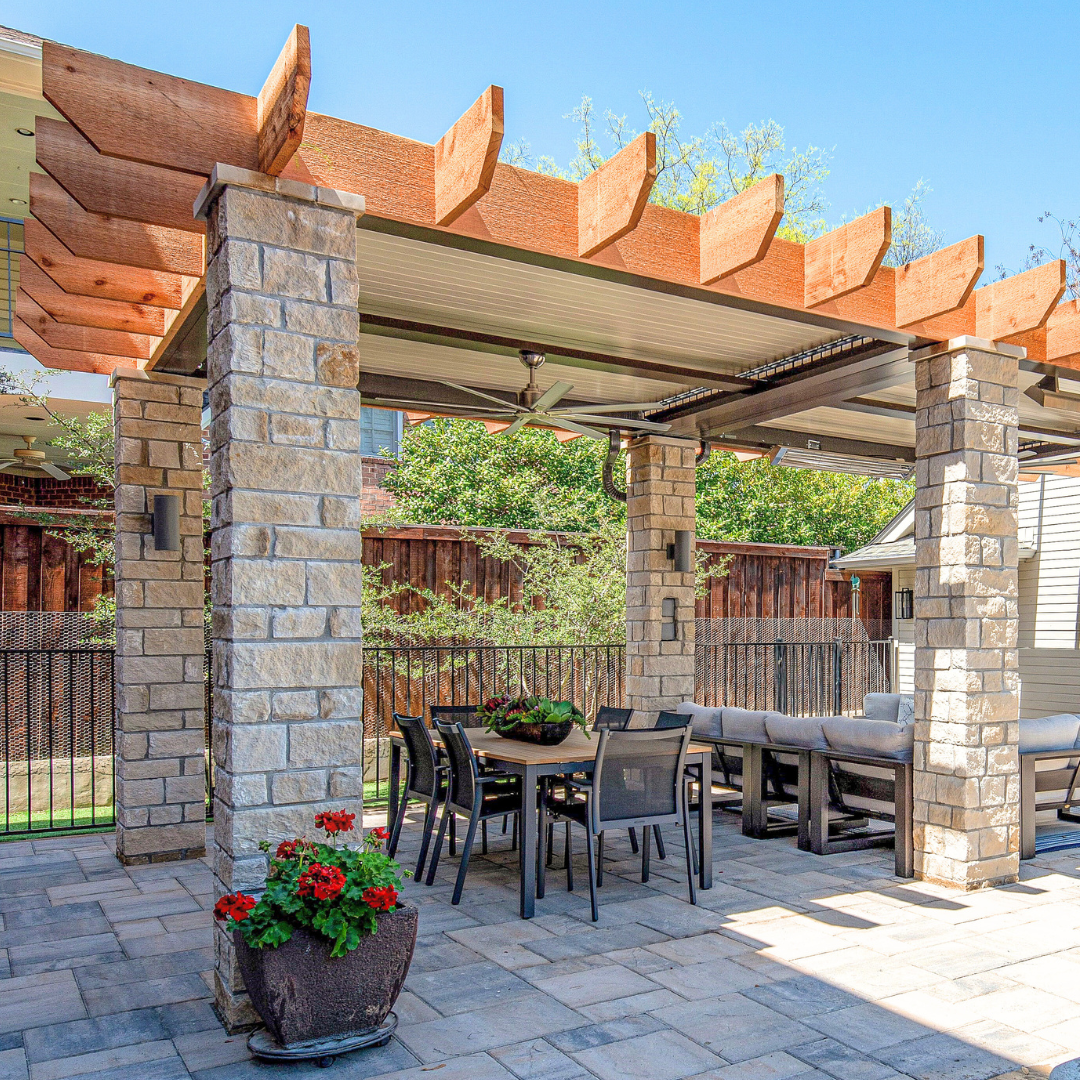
[{"left": 1, "top": 803, "right": 115, "bottom": 839}]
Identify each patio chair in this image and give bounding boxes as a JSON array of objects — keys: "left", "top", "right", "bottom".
[
  {"left": 387, "top": 713, "right": 448, "bottom": 879},
  {"left": 593, "top": 706, "right": 633, "bottom": 730},
  {"left": 427, "top": 721, "right": 524, "bottom": 904},
  {"left": 542, "top": 726, "right": 697, "bottom": 921}
]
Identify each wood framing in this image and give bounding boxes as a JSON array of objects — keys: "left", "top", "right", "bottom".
[
  {"left": 699, "top": 174, "right": 784, "bottom": 284},
  {"left": 976, "top": 260, "right": 1066, "bottom": 339},
  {"left": 804, "top": 207, "right": 891, "bottom": 308},
  {"left": 258, "top": 25, "right": 311, "bottom": 175},
  {"left": 578, "top": 132, "right": 656, "bottom": 258},
  {"left": 16, "top": 289, "right": 159, "bottom": 359},
  {"left": 35, "top": 117, "right": 206, "bottom": 234},
  {"left": 434, "top": 85, "right": 504, "bottom": 226},
  {"left": 895, "top": 235, "right": 983, "bottom": 327},
  {"left": 13, "top": 318, "right": 138, "bottom": 375}
]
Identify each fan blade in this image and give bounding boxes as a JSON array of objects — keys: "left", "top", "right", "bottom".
[
  {"left": 442, "top": 382, "right": 527, "bottom": 412},
  {"left": 41, "top": 463, "right": 70, "bottom": 480},
  {"left": 545, "top": 416, "right": 608, "bottom": 441},
  {"left": 372, "top": 396, "right": 515, "bottom": 416},
  {"left": 502, "top": 415, "right": 530, "bottom": 437},
  {"left": 0, "top": 461, "right": 16, "bottom": 472},
  {"left": 555, "top": 401, "right": 674, "bottom": 414},
  {"left": 567, "top": 415, "right": 672, "bottom": 433},
  {"left": 532, "top": 381, "right": 574, "bottom": 412}
]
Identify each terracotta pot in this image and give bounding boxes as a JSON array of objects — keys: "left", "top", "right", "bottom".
[
  {"left": 234, "top": 903, "right": 418, "bottom": 1047},
  {"left": 494, "top": 719, "right": 573, "bottom": 745}
]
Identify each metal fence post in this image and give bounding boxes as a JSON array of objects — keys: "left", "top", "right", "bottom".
[
  {"left": 773, "top": 639, "right": 787, "bottom": 714},
  {"left": 833, "top": 638, "right": 843, "bottom": 714}
]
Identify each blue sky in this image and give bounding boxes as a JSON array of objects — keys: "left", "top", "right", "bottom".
[{"left": 7, "top": 1, "right": 1075, "bottom": 275}]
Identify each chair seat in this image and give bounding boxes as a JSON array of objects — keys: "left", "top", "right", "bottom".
[{"left": 476, "top": 791, "right": 524, "bottom": 818}]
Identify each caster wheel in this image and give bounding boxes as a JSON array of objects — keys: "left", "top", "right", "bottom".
[{"left": 317, "top": 1055, "right": 336, "bottom": 1068}]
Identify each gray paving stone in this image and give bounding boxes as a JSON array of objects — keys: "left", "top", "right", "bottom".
[
  {"left": 522, "top": 923, "right": 669, "bottom": 961},
  {"left": 22, "top": 1010, "right": 166, "bottom": 1063},
  {"left": 28, "top": 1038, "right": 180, "bottom": 1080},
  {"left": 359, "top": 1051, "right": 515, "bottom": 1080},
  {"left": 0, "top": 919, "right": 111, "bottom": 950},
  {"left": 3, "top": 903, "right": 103, "bottom": 930},
  {"left": 804, "top": 1003, "right": 932, "bottom": 1053},
  {"left": 743, "top": 977, "right": 865, "bottom": 1019},
  {"left": 73, "top": 949, "right": 212, "bottom": 991},
  {"left": 570, "top": 1028, "right": 726, "bottom": 1080},
  {"left": 703, "top": 1050, "right": 820, "bottom": 1080},
  {"left": 407, "top": 938, "right": 483, "bottom": 973},
  {"left": 548, "top": 1013, "right": 667, "bottom": 1052},
  {"left": 81, "top": 974, "right": 211, "bottom": 1017},
  {"left": 488, "top": 1039, "right": 590, "bottom": 1080},
  {"left": 154, "top": 1000, "right": 220, "bottom": 1039},
  {"left": 874, "top": 1032, "right": 1014, "bottom": 1080},
  {"left": 646, "top": 957, "right": 766, "bottom": 999},
  {"left": 405, "top": 961, "right": 534, "bottom": 1016},
  {"left": 530, "top": 964, "right": 658, "bottom": 1008},
  {"left": 790, "top": 1037, "right": 904, "bottom": 1080},
  {"left": 0, "top": 1048, "right": 25, "bottom": 1080},
  {"left": 8, "top": 934, "right": 122, "bottom": 973},
  {"left": 577, "top": 987, "right": 685, "bottom": 1023},
  {"left": 0, "top": 972, "right": 85, "bottom": 1034}
]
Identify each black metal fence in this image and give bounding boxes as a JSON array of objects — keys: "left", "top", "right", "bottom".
[
  {"left": 697, "top": 639, "right": 892, "bottom": 717},
  {"left": 0, "top": 648, "right": 114, "bottom": 836}
]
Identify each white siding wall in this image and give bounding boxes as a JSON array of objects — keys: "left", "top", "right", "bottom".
[
  {"left": 893, "top": 566, "right": 915, "bottom": 693},
  {"left": 1019, "top": 648, "right": 1080, "bottom": 718}
]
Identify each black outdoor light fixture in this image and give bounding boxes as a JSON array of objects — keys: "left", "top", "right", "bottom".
[
  {"left": 667, "top": 530, "right": 693, "bottom": 573},
  {"left": 895, "top": 588, "right": 914, "bottom": 621},
  {"left": 150, "top": 494, "right": 180, "bottom": 551}
]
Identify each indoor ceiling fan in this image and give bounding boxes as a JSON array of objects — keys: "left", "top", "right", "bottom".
[
  {"left": 0, "top": 436, "right": 70, "bottom": 480},
  {"left": 436, "top": 351, "right": 674, "bottom": 440}
]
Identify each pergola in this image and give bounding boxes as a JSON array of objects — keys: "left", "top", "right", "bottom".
[{"left": 12, "top": 24, "right": 1079, "bottom": 1028}]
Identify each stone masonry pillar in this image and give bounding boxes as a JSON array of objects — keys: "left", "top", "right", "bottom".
[
  {"left": 112, "top": 369, "right": 207, "bottom": 865},
  {"left": 913, "top": 337, "right": 1022, "bottom": 889},
  {"left": 196, "top": 166, "right": 365, "bottom": 1028},
  {"left": 626, "top": 435, "right": 697, "bottom": 714}
]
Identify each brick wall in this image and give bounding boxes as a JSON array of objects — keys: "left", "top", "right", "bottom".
[{"left": 361, "top": 455, "right": 395, "bottom": 515}]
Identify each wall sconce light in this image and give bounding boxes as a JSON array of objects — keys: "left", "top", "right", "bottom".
[
  {"left": 150, "top": 494, "right": 180, "bottom": 551},
  {"left": 895, "top": 588, "right": 914, "bottom": 621},
  {"left": 666, "top": 530, "right": 693, "bottom": 573},
  {"left": 660, "top": 597, "right": 678, "bottom": 641}
]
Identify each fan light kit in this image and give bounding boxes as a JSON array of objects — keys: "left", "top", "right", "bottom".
[{"left": 0, "top": 436, "right": 69, "bottom": 480}]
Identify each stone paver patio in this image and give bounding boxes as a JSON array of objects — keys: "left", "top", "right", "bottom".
[{"left": 2, "top": 809, "right": 1080, "bottom": 1080}]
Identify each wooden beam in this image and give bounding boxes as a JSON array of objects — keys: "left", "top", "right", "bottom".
[
  {"left": 258, "top": 25, "right": 311, "bottom": 176},
  {"left": 804, "top": 207, "right": 891, "bottom": 308},
  {"left": 699, "top": 174, "right": 784, "bottom": 284},
  {"left": 434, "top": 86, "right": 504, "bottom": 226},
  {"left": 578, "top": 132, "right": 656, "bottom": 258},
  {"left": 145, "top": 278, "right": 206, "bottom": 373},
  {"left": 13, "top": 317, "right": 136, "bottom": 375},
  {"left": 16, "top": 289, "right": 159, "bottom": 359},
  {"left": 23, "top": 219, "right": 191, "bottom": 309},
  {"left": 715, "top": 425, "right": 914, "bottom": 462},
  {"left": 42, "top": 41, "right": 258, "bottom": 176},
  {"left": 976, "top": 259, "right": 1065, "bottom": 339},
  {"left": 29, "top": 173, "right": 204, "bottom": 277},
  {"left": 895, "top": 235, "right": 983, "bottom": 327},
  {"left": 20, "top": 257, "right": 170, "bottom": 336},
  {"left": 35, "top": 117, "right": 205, "bottom": 234}
]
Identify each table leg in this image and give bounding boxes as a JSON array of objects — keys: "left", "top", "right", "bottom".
[
  {"left": 519, "top": 764, "right": 538, "bottom": 918},
  {"left": 808, "top": 752, "right": 828, "bottom": 855},
  {"left": 1021, "top": 753, "right": 1036, "bottom": 860},
  {"left": 697, "top": 751, "right": 712, "bottom": 890},
  {"left": 797, "top": 750, "right": 811, "bottom": 852},
  {"left": 387, "top": 742, "right": 401, "bottom": 835}
]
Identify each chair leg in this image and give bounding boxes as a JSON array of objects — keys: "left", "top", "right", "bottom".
[
  {"left": 387, "top": 788, "right": 409, "bottom": 858},
  {"left": 537, "top": 810, "right": 547, "bottom": 900},
  {"left": 502, "top": 814, "right": 509, "bottom": 834},
  {"left": 584, "top": 826, "right": 599, "bottom": 921},
  {"left": 452, "top": 812, "right": 481, "bottom": 905},
  {"left": 512, "top": 814, "right": 518, "bottom": 851},
  {"left": 449, "top": 812, "right": 457, "bottom": 857},
  {"left": 565, "top": 822, "right": 573, "bottom": 891},
  {"left": 682, "top": 812, "right": 698, "bottom": 906},
  {"left": 415, "top": 797, "right": 438, "bottom": 879},
  {"left": 684, "top": 779, "right": 698, "bottom": 877},
  {"left": 596, "top": 831, "right": 604, "bottom": 887},
  {"left": 482, "top": 819, "right": 488, "bottom": 855},
  {"left": 425, "top": 802, "right": 452, "bottom": 886},
  {"left": 641, "top": 821, "right": 651, "bottom": 883},
  {"left": 628, "top": 826, "right": 639, "bottom": 853},
  {"left": 546, "top": 823, "right": 555, "bottom": 866},
  {"left": 653, "top": 824, "right": 667, "bottom": 860}
]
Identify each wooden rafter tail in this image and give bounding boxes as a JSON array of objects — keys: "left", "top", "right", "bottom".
[
  {"left": 30, "top": 173, "right": 204, "bottom": 277},
  {"left": 976, "top": 259, "right": 1066, "bottom": 340},
  {"left": 23, "top": 219, "right": 191, "bottom": 310},
  {"left": 895, "top": 235, "right": 984, "bottom": 327},
  {"left": 13, "top": 317, "right": 136, "bottom": 375},
  {"left": 20, "top": 256, "right": 169, "bottom": 337},
  {"left": 1047, "top": 299, "right": 1080, "bottom": 365},
  {"left": 578, "top": 132, "right": 657, "bottom": 258},
  {"left": 258, "top": 24, "right": 311, "bottom": 175},
  {"left": 699, "top": 174, "right": 784, "bottom": 284},
  {"left": 41, "top": 40, "right": 258, "bottom": 176},
  {"left": 804, "top": 206, "right": 891, "bottom": 308},
  {"left": 35, "top": 117, "right": 206, "bottom": 235},
  {"left": 434, "top": 85, "right": 504, "bottom": 226},
  {"left": 16, "top": 289, "right": 160, "bottom": 360}
]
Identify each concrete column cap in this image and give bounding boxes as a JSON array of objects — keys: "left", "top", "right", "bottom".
[
  {"left": 193, "top": 162, "right": 366, "bottom": 221},
  {"left": 910, "top": 336, "right": 1026, "bottom": 363}
]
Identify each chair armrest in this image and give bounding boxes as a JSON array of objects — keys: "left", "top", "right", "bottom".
[
  {"left": 475, "top": 772, "right": 519, "bottom": 785},
  {"left": 563, "top": 778, "right": 593, "bottom": 793}
]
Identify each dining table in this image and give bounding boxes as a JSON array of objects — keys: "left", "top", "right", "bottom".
[{"left": 386, "top": 725, "right": 713, "bottom": 918}]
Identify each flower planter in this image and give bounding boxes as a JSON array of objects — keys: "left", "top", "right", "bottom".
[
  {"left": 493, "top": 719, "right": 573, "bottom": 746},
  {"left": 235, "top": 904, "right": 418, "bottom": 1047}
]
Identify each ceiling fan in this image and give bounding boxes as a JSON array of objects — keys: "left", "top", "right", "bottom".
[
  {"left": 432, "top": 351, "right": 674, "bottom": 440},
  {"left": 0, "top": 436, "right": 70, "bottom": 480}
]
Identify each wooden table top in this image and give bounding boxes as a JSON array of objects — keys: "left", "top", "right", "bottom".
[{"left": 389, "top": 727, "right": 711, "bottom": 767}]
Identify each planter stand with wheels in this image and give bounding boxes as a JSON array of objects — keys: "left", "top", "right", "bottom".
[{"left": 248, "top": 1013, "right": 398, "bottom": 1068}]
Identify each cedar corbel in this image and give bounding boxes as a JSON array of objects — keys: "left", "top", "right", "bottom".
[
  {"left": 699, "top": 174, "right": 784, "bottom": 284},
  {"left": 16, "top": 289, "right": 159, "bottom": 360},
  {"left": 804, "top": 206, "right": 891, "bottom": 308},
  {"left": 13, "top": 317, "right": 136, "bottom": 375},
  {"left": 976, "top": 260, "right": 1065, "bottom": 339},
  {"left": 434, "top": 86, "right": 504, "bottom": 226},
  {"left": 258, "top": 25, "right": 311, "bottom": 175},
  {"left": 578, "top": 132, "right": 656, "bottom": 258},
  {"left": 895, "top": 235, "right": 983, "bottom": 327}
]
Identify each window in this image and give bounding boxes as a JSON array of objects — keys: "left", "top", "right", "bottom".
[
  {"left": 0, "top": 217, "right": 23, "bottom": 339},
  {"left": 360, "top": 407, "right": 402, "bottom": 456}
]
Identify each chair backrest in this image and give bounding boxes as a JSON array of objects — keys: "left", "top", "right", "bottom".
[
  {"left": 592, "top": 726, "right": 692, "bottom": 831},
  {"left": 430, "top": 704, "right": 481, "bottom": 728},
  {"left": 594, "top": 706, "right": 633, "bottom": 731},
  {"left": 434, "top": 720, "right": 481, "bottom": 813},
  {"left": 394, "top": 713, "right": 440, "bottom": 799},
  {"left": 654, "top": 711, "right": 692, "bottom": 729}
]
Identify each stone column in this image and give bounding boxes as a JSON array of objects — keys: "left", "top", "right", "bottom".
[
  {"left": 112, "top": 369, "right": 207, "bottom": 865},
  {"left": 197, "top": 166, "right": 365, "bottom": 1028},
  {"left": 913, "top": 337, "right": 1022, "bottom": 889},
  {"left": 625, "top": 435, "right": 697, "bottom": 714}
]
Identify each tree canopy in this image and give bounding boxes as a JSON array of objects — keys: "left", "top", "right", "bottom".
[{"left": 376, "top": 418, "right": 912, "bottom": 553}]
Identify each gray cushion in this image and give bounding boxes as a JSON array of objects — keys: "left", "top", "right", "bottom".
[
  {"left": 863, "top": 694, "right": 902, "bottom": 722},
  {"left": 822, "top": 716, "right": 914, "bottom": 760},
  {"left": 1019, "top": 714, "right": 1080, "bottom": 754},
  {"left": 676, "top": 702, "right": 723, "bottom": 739},
  {"left": 765, "top": 713, "right": 830, "bottom": 750},
  {"left": 897, "top": 695, "right": 915, "bottom": 725},
  {"left": 721, "top": 708, "right": 769, "bottom": 743}
]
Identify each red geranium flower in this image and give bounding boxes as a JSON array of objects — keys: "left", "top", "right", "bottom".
[
  {"left": 297, "top": 863, "right": 347, "bottom": 901},
  {"left": 275, "top": 838, "right": 317, "bottom": 860},
  {"left": 315, "top": 810, "right": 356, "bottom": 835},
  {"left": 369, "top": 827, "right": 389, "bottom": 843},
  {"left": 362, "top": 885, "right": 398, "bottom": 912},
  {"left": 213, "top": 892, "right": 257, "bottom": 922}
]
